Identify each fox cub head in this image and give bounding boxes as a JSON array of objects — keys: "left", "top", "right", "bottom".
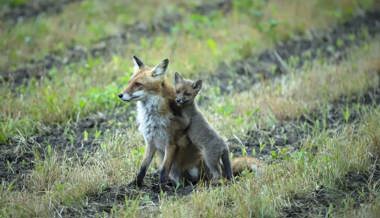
[
  {"left": 118, "top": 56, "right": 169, "bottom": 102},
  {"left": 174, "top": 72, "right": 202, "bottom": 106}
]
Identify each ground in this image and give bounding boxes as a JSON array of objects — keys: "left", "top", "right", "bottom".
[{"left": 1, "top": 0, "right": 380, "bottom": 217}]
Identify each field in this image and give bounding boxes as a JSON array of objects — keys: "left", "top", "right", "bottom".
[{"left": 1, "top": 0, "right": 380, "bottom": 217}]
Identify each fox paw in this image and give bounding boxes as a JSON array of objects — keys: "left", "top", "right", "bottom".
[{"left": 128, "top": 179, "right": 143, "bottom": 188}]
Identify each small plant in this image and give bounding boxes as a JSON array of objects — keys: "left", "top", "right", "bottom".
[
  {"left": 270, "top": 150, "right": 278, "bottom": 159},
  {"left": 94, "top": 130, "right": 102, "bottom": 140},
  {"left": 259, "top": 140, "right": 266, "bottom": 153},
  {"left": 83, "top": 130, "right": 89, "bottom": 142},
  {"left": 343, "top": 105, "right": 351, "bottom": 123}
]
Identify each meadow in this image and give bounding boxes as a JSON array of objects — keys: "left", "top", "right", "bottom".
[{"left": 1, "top": 0, "right": 380, "bottom": 217}]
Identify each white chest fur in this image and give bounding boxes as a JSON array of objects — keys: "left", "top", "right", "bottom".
[{"left": 136, "top": 95, "right": 170, "bottom": 151}]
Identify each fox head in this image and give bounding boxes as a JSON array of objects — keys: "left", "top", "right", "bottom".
[
  {"left": 174, "top": 72, "right": 202, "bottom": 106},
  {"left": 118, "top": 56, "right": 169, "bottom": 102}
]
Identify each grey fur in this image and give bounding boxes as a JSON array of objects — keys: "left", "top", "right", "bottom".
[{"left": 174, "top": 73, "right": 232, "bottom": 180}]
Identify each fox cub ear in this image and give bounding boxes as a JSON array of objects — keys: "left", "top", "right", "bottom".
[
  {"left": 174, "top": 72, "right": 184, "bottom": 84},
  {"left": 192, "top": 80, "right": 203, "bottom": 92},
  {"left": 152, "top": 59, "right": 169, "bottom": 77},
  {"left": 132, "top": 56, "right": 144, "bottom": 71}
]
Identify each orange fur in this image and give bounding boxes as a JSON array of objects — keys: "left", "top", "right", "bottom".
[{"left": 232, "top": 156, "right": 263, "bottom": 176}]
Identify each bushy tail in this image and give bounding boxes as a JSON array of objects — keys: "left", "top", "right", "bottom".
[
  {"left": 221, "top": 149, "right": 233, "bottom": 180},
  {"left": 232, "top": 156, "right": 263, "bottom": 176}
]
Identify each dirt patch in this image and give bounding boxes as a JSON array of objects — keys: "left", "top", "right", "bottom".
[
  {"left": 0, "top": 106, "right": 132, "bottom": 188},
  {"left": 0, "top": 0, "right": 232, "bottom": 86},
  {"left": 229, "top": 76, "right": 380, "bottom": 160},
  {"left": 282, "top": 163, "right": 380, "bottom": 217},
  {"left": 0, "top": 0, "right": 82, "bottom": 23},
  {"left": 60, "top": 173, "right": 195, "bottom": 217},
  {"left": 209, "top": 10, "right": 380, "bottom": 93}
]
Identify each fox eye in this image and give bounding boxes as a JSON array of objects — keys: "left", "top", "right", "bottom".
[
  {"left": 176, "top": 90, "right": 180, "bottom": 94},
  {"left": 184, "top": 92, "right": 191, "bottom": 96},
  {"left": 135, "top": 82, "right": 143, "bottom": 88}
]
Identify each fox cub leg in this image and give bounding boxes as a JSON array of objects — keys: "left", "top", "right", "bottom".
[
  {"left": 203, "top": 150, "right": 222, "bottom": 180},
  {"left": 160, "top": 144, "right": 177, "bottom": 185},
  {"left": 204, "top": 148, "right": 233, "bottom": 181},
  {"left": 221, "top": 148, "right": 233, "bottom": 180}
]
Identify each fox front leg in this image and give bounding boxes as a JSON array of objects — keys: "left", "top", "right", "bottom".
[{"left": 135, "top": 142, "right": 156, "bottom": 187}]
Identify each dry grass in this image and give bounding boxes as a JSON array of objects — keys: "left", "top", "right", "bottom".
[
  {"left": 0, "top": 127, "right": 143, "bottom": 217},
  {"left": 264, "top": 0, "right": 376, "bottom": 40},
  {"left": 226, "top": 39, "right": 380, "bottom": 126}
]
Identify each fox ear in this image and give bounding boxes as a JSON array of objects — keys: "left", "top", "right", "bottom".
[
  {"left": 174, "top": 72, "right": 184, "bottom": 84},
  {"left": 192, "top": 80, "right": 202, "bottom": 92},
  {"left": 152, "top": 58, "right": 169, "bottom": 77},
  {"left": 132, "top": 56, "right": 144, "bottom": 71}
]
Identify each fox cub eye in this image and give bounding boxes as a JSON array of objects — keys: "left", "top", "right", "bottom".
[
  {"left": 184, "top": 92, "right": 191, "bottom": 96},
  {"left": 135, "top": 82, "right": 143, "bottom": 88}
]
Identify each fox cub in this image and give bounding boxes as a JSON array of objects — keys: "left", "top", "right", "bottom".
[{"left": 174, "top": 72, "right": 232, "bottom": 181}]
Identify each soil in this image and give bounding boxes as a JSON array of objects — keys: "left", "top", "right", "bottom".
[
  {"left": 208, "top": 11, "right": 380, "bottom": 94},
  {"left": 0, "top": 0, "right": 232, "bottom": 86},
  {"left": 0, "top": 106, "right": 132, "bottom": 189},
  {"left": 60, "top": 173, "right": 195, "bottom": 217},
  {"left": 0, "top": 0, "right": 82, "bottom": 23},
  {"left": 282, "top": 163, "right": 380, "bottom": 217},
  {"left": 229, "top": 75, "right": 380, "bottom": 160}
]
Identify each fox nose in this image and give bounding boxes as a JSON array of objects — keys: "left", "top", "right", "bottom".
[
  {"left": 118, "top": 93, "right": 123, "bottom": 99},
  {"left": 176, "top": 98, "right": 182, "bottom": 104}
]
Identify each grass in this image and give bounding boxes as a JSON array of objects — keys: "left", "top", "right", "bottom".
[
  {"left": 0, "top": 0, "right": 373, "bottom": 70},
  {"left": 199, "top": 38, "right": 380, "bottom": 137},
  {"left": 1, "top": 36, "right": 380, "bottom": 217},
  {"left": 1, "top": 1, "right": 380, "bottom": 217},
  {"left": 0, "top": 0, "right": 189, "bottom": 69},
  {"left": 157, "top": 107, "right": 380, "bottom": 218},
  {"left": 0, "top": 0, "right": 376, "bottom": 143},
  {"left": 2, "top": 106, "right": 379, "bottom": 217}
]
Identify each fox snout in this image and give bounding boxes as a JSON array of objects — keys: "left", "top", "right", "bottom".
[
  {"left": 118, "top": 90, "right": 145, "bottom": 102},
  {"left": 118, "top": 93, "right": 128, "bottom": 102},
  {"left": 176, "top": 98, "right": 187, "bottom": 105},
  {"left": 118, "top": 92, "right": 133, "bottom": 102}
]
